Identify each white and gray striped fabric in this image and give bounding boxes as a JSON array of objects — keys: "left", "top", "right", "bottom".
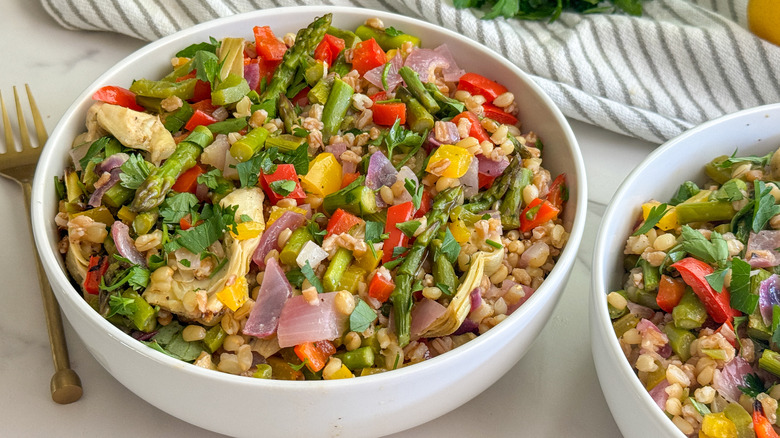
[{"left": 41, "top": 0, "right": 780, "bottom": 143}]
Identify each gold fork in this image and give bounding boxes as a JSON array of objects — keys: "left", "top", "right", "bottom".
[{"left": 0, "top": 85, "right": 82, "bottom": 404}]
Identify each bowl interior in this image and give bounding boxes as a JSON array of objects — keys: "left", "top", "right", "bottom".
[
  {"left": 30, "top": 5, "right": 587, "bottom": 436},
  {"left": 591, "top": 103, "right": 780, "bottom": 437}
]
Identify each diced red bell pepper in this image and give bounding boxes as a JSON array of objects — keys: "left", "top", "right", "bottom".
[
  {"left": 92, "top": 86, "right": 144, "bottom": 112},
  {"left": 368, "top": 269, "right": 395, "bottom": 303},
  {"left": 341, "top": 172, "right": 360, "bottom": 189},
  {"left": 259, "top": 164, "right": 306, "bottom": 205},
  {"left": 84, "top": 255, "right": 109, "bottom": 295},
  {"left": 294, "top": 340, "right": 337, "bottom": 373},
  {"left": 753, "top": 400, "right": 780, "bottom": 438},
  {"left": 372, "top": 102, "right": 406, "bottom": 126},
  {"left": 670, "top": 257, "right": 739, "bottom": 324},
  {"left": 457, "top": 72, "right": 508, "bottom": 101},
  {"left": 171, "top": 164, "right": 206, "bottom": 194},
  {"left": 451, "top": 111, "right": 490, "bottom": 144},
  {"left": 184, "top": 109, "right": 218, "bottom": 131},
  {"left": 351, "top": 38, "right": 387, "bottom": 76},
  {"left": 656, "top": 275, "right": 686, "bottom": 313},
  {"left": 326, "top": 208, "right": 363, "bottom": 238},
  {"left": 478, "top": 172, "right": 496, "bottom": 189},
  {"left": 546, "top": 173, "right": 568, "bottom": 211},
  {"left": 190, "top": 99, "right": 217, "bottom": 114},
  {"left": 369, "top": 91, "right": 388, "bottom": 102},
  {"left": 314, "top": 34, "right": 345, "bottom": 67},
  {"left": 383, "top": 201, "right": 415, "bottom": 263},
  {"left": 482, "top": 103, "right": 517, "bottom": 125},
  {"left": 253, "top": 26, "right": 288, "bottom": 61},
  {"left": 291, "top": 86, "right": 310, "bottom": 107},
  {"left": 180, "top": 216, "right": 193, "bottom": 230},
  {"left": 245, "top": 57, "right": 282, "bottom": 90},
  {"left": 413, "top": 190, "right": 432, "bottom": 219},
  {"left": 519, "top": 198, "right": 560, "bottom": 232},
  {"left": 176, "top": 72, "right": 211, "bottom": 102},
  {"left": 314, "top": 43, "right": 333, "bottom": 67}
]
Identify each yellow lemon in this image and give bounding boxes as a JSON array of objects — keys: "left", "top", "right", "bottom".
[{"left": 748, "top": 0, "right": 780, "bottom": 46}]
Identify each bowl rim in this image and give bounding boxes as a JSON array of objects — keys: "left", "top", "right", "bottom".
[
  {"left": 591, "top": 102, "right": 780, "bottom": 436},
  {"left": 31, "top": 4, "right": 587, "bottom": 390}
]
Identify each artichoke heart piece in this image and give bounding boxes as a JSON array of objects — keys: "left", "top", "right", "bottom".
[
  {"left": 143, "top": 187, "right": 266, "bottom": 324},
  {"left": 422, "top": 252, "right": 486, "bottom": 338},
  {"left": 65, "top": 242, "right": 91, "bottom": 298},
  {"left": 217, "top": 37, "right": 246, "bottom": 81},
  {"left": 207, "top": 188, "right": 266, "bottom": 307},
  {"left": 481, "top": 246, "right": 505, "bottom": 277},
  {"left": 96, "top": 103, "right": 176, "bottom": 165}
]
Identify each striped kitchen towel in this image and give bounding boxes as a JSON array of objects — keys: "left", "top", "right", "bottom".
[{"left": 41, "top": 0, "right": 780, "bottom": 144}]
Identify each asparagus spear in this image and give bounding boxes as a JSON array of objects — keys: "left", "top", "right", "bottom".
[
  {"left": 321, "top": 77, "right": 354, "bottom": 141},
  {"left": 498, "top": 166, "right": 532, "bottom": 229},
  {"left": 398, "top": 67, "right": 440, "bottom": 115},
  {"left": 130, "top": 125, "right": 213, "bottom": 212},
  {"left": 424, "top": 82, "right": 465, "bottom": 118},
  {"left": 463, "top": 155, "right": 521, "bottom": 213},
  {"left": 278, "top": 94, "right": 298, "bottom": 134},
  {"left": 260, "top": 14, "right": 332, "bottom": 103},
  {"left": 391, "top": 186, "right": 464, "bottom": 347},
  {"left": 395, "top": 87, "right": 434, "bottom": 134}
]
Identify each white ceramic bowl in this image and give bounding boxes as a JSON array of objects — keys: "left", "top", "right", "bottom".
[
  {"left": 32, "top": 6, "right": 586, "bottom": 437},
  {"left": 591, "top": 103, "right": 780, "bottom": 437}
]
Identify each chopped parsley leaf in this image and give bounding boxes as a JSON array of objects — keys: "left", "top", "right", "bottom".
[
  {"left": 395, "top": 219, "right": 421, "bottom": 238},
  {"left": 302, "top": 260, "right": 324, "bottom": 294},
  {"left": 633, "top": 203, "right": 668, "bottom": 236},
  {"left": 269, "top": 179, "right": 296, "bottom": 196},
  {"left": 119, "top": 153, "right": 151, "bottom": 190},
  {"left": 350, "top": 299, "right": 377, "bottom": 332}
]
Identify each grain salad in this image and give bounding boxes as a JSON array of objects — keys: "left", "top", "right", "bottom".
[
  {"left": 54, "top": 14, "right": 569, "bottom": 381},
  {"left": 611, "top": 145, "right": 780, "bottom": 436}
]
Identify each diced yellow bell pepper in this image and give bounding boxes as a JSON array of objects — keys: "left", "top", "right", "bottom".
[
  {"left": 267, "top": 205, "right": 308, "bottom": 227},
  {"left": 700, "top": 412, "right": 737, "bottom": 438},
  {"left": 325, "top": 363, "right": 355, "bottom": 380},
  {"left": 117, "top": 205, "right": 137, "bottom": 224},
  {"left": 216, "top": 276, "right": 248, "bottom": 312},
  {"left": 426, "top": 144, "right": 473, "bottom": 179},
  {"left": 301, "top": 152, "right": 342, "bottom": 197},
  {"left": 355, "top": 249, "right": 383, "bottom": 272},
  {"left": 70, "top": 205, "right": 115, "bottom": 226},
  {"left": 448, "top": 219, "right": 471, "bottom": 243},
  {"left": 641, "top": 201, "right": 679, "bottom": 231},
  {"left": 231, "top": 221, "right": 265, "bottom": 240}
]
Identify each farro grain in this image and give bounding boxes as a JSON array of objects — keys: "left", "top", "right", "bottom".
[
  {"left": 223, "top": 334, "right": 245, "bottom": 352},
  {"left": 182, "top": 325, "right": 207, "bottom": 342}
]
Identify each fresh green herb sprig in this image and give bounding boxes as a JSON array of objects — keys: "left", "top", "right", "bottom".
[
  {"left": 350, "top": 299, "right": 378, "bottom": 332},
  {"left": 632, "top": 203, "right": 668, "bottom": 236},
  {"left": 453, "top": 0, "right": 644, "bottom": 22},
  {"left": 738, "top": 373, "right": 766, "bottom": 398}
]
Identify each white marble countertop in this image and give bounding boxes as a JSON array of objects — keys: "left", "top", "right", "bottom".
[{"left": 1, "top": 1, "right": 658, "bottom": 437}]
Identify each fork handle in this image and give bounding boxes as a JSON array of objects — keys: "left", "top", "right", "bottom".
[{"left": 22, "top": 182, "right": 83, "bottom": 404}]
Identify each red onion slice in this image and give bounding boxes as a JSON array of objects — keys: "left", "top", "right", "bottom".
[
  {"left": 243, "top": 258, "right": 293, "bottom": 338},
  {"left": 252, "top": 211, "right": 306, "bottom": 269},
  {"left": 276, "top": 292, "right": 348, "bottom": 348},
  {"left": 111, "top": 221, "right": 147, "bottom": 267},
  {"left": 435, "top": 45, "right": 466, "bottom": 83},
  {"left": 410, "top": 298, "right": 447, "bottom": 339}
]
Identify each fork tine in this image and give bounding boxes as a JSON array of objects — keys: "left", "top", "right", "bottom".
[
  {"left": 1, "top": 90, "right": 14, "bottom": 150},
  {"left": 13, "top": 86, "right": 32, "bottom": 150},
  {"left": 25, "top": 84, "right": 48, "bottom": 145}
]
